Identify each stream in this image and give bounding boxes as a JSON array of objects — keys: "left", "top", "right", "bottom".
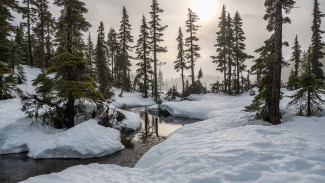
[{"left": 0, "top": 106, "right": 199, "bottom": 183}]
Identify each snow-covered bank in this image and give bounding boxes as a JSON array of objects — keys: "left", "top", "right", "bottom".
[
  {"left": 21, "top": 89, "right": 325, "bottom": 182},
  {"left": 111, "top": 88, "right": 156, "bottom": 107},
  {"left": 0, "top": 120, "right": 124, "bottom": 159},
  {"left": 0, "top": 65, "right": 141, "bottom": 159}
]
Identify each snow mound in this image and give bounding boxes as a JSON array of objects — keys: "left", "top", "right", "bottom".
[
  {"left": 119, "top": 109, "right": 142, "bottom": 131},
  {"left": 111, "top": 88, "right": 155, "bottom": 107},
  {"left": 0, "top": 120, "right": 124, "bottom": 159}
]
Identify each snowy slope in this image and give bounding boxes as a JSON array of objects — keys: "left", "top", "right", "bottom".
[
  {"left": 0, "top": 66, "right": 133, "bottom": 159},
  {"left": 21, "top": 89, "right": 325, "bottom": 182}
]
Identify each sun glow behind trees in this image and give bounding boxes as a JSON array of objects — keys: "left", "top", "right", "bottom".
[{"left": 191, "top": 0, "right": 217, "bottom": 21}]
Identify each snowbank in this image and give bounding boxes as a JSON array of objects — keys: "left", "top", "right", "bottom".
[
  {"left": 111, "top": 88, "right": 156, "bottom": 107},
  {"left": 22, "top": 116, "right": 325, "bottom": 182},
  {"left": 0, "top": 120, "right": 124, "bottom": 159},
  {"left": 119, "top": 109, "right": 142, "bottom": 131}
]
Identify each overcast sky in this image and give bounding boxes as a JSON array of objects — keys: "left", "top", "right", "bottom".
[{"left": 13, "top": 0, "right": 325, "bottom": 81}]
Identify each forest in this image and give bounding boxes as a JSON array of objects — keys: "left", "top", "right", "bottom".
[{"left": 0, "top": 0, "right": 324, "bottom": 182}]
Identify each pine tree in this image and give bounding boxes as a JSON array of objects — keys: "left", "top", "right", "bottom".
[
  {"left": 149, "top": 0, "right": 168, "bottom": 99},
  {"left": 225, "top": 12, "right": 234, "bottom": 94},
  {"left": 174, "top": 27, "right": 187, "bottom": 96},
  {"left": 135, "top": 16, "right": 152, "bottom": 98},
  {"left": 233, "top": 11, "right": 253, "bottom": 94},
  {"left": 246, "top": 0, "right": 295, "bottom": 124},
  {"left": 21, "top": 52, "right": 104, "bottom": 128},
  {"left": 288, "top": 49, "right": 325, "bottom": 117},
  {"left": 158, "top": 68, "right": 164, "bottom": 91},
  {"left": 287, "top": 35, "right": 302, "bottom": 90},
  {"left": 212, "top": 5, "right": 227, "bottom": 92},
  {"left": 95, "top": 22, "right": 110, "bottom": 96},
  {"left": 30, "top": 0, "right": 53, "bottom": 71},
  {"left": 85, "top": 33, "right": 95, "bottom": 78},
  {"left": 117, "top": 6, "right": 133, "bottom": 96},
  {"left": 185, "top": 8, "right": 201, "bottom": 87},
  {"left": 22, "top": 0, "right": 35, "bottom": 67},
  {"left": 198, "top": 68, "right": 203, "bottom": 80},
  {"left": 107, "top": 27, "right": 119, "bottom": 82},
  {"left": 11, "top": 25, "right": 27, "bottom": 84},
  {"left": 54, "top": 0, "right": 90, "bottom": 55},
  {"left": 310, "top": 0, "right": 325, "bottom": 85}
]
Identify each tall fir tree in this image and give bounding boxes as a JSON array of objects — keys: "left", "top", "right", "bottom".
[
  {"left": 185, "top": 8, "right": 201, "bottom": 87},
  {"left": 287, "top": 35, "right": 302, "bottom": 90},
  {"left": 158, "top": 68, "right": 164, "bottom": 91},
  {"left": 95, "top": 22, "right": 110, "bottom": 96},
  {"left": 85, "top": 33, "right": 95, "bottom": 78},
  {"left": 288, "top": 48, "right": 325, "bottom": 117},
  {"left": 135, "top": 16, "right": 152, "bottom": 98},
  {"left": 212, "top": 5, "right": 227, "bottom": 92},
  {"left": 117, "top": 6, "right": 133, "bottom": 96},
  {"left": 310, "top": 0, "right": 325, "bottom": 85},
  {"left": 107, "top": 27, "right": 119, "bottom": 82},
  {"left": 22, "top": 0, "right": 35, "bottom": 67},
  {"left": 149, "top": 0, "right": 168, "bottom": 99},
  {"left": 54, "top": 0, "right": 90, "bottom": 55},
  {"left": 11, "top": 25, "right": 27, "bottom": 84},
  {"left": 225, "top": 12, "right": 234, "bottom": 94},
  {"left": 174, "top": 27, "right": 187, "bottom": 96},
  {"left": 233, "top": 11, "right": 253, "bottom": 94}
]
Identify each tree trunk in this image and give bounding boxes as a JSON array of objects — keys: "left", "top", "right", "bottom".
[
  {"left": 228, "top": 53, "right": 232, "bottom": 94},
  {"left": 67, "top": 5, "right": 72, "bottom": 54},
  {"left": 40, "top": 0, "right": 45, "bottom": 72},
  {"left": 66, "top": 91, "right": 75, "bottom": 128},
  {"left": 270, "top": 0, "right": 282, "bottom": 125},
  {"left": 27, "top": 0, "right": 33, "bottom": 67},
  {"left": 190, "top": 13, "right": 195, "bottom": 86},
  {"left": 181, "top": 67, "right": 184, "bottom": 96}
]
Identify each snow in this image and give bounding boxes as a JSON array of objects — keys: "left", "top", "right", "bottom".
[
  {"left": 0, "top": 65, "right": 133, "bottom": 159},
  {"left": 0, "top": 120, "right": 124, "bottom": 159},
  {"left": 21, "top": 89, "right": 325, "bottom": 183},
  {"left": 111, "top": 88, "right": 156, "bottom": 107}
]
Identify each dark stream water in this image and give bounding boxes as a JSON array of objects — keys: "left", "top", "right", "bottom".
[{"left": 0, "top": 107, "right": 199, "bottom": 183}]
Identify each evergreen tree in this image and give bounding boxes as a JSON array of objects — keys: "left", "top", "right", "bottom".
[
  {"left": 185, "top": 8, "right": 201, "bottom": 86},
  {"left": 288, "top": 49, "right": 325, "bottom": 117},
  {"left": 95, "top": 22, "right": 110, "bottom": 96},
  {"left": 212, "top": 5, "right": 227, "bottom": 92},
  {"left": 158, "top": 68, "right": 164, "bottom": 91},
  {"left": 233, "top": 11, "right": 253, "bottom": 94},
  {"left": 225, "top": 12, "right": 234, "bottom": 94},
  {"left": 117, "top": 6, "right": 133, "bottom": 96},
  {"left": 174, "top": 27, "right": 187, "bottom": 96},
  {"left": 107, "top": 27, "right": 119, "bottom": 82},
  {"left": 11, "top": 25, "right": 27, "bottom": 84},
  {"left": 21, "top": 52, "right": 103, "bottom": 128},
  {"left": 22, "top": 0, "right": 35, "bottom": 67},
  {"left": 287, "top": 35, "right": 302, "bottom": 90},
  {"left": 85, "top": 33, "right": 95, "bottom": 78},
  {"left": 135, "top": 16, "right": 152, "bottom": 98},
  {"left": 310, "top": 0, "right": 325, "bottom": 85},
  {"left": 198, "top": 68, "right": 203, "bottom": 80},
  {"left": 149, "top": 0, "right": 168, "bottom": 99},
  {"left": 54, "top": 0, "right": 90, "bottom": 55},
  {"left": 30, "top": 0, "right": 53, "bottom": 71}
]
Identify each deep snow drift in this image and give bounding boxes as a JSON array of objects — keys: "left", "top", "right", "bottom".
[
  {"left": 0, "top": 66, "right": 142, "bottom": 159},
  {"left": 22, "top": 89, "right": 325, "bottom": 182}
]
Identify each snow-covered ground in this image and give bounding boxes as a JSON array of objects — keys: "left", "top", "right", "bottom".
[
  {"left": 111, "top": 88, "right": 156, "bottom": 107},
  {"left": 21, "top": 88, "right": 325, "bottom": 182},
  {"left": 0, "top": 66, "right": 141, "bottom": 159}
]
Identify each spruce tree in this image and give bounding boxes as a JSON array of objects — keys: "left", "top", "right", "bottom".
[
  {"left": 310, "top": 0, "right": 325, "bottom": 85},
  {"left": 287, "top": 35, "right": 302, "bottom": 90},
  {"left": 198, "top": 68, "right": 203, "bottom": 80},
  {"left": 21, "top": 52, "right": 104, "bottom": 128},
  {"left": 95, "top": 22, "right": 110, "bottom": 96},
  {"left": 22, "top": 0, "right": 35, "bottom": 67},
  {"left": 54, "top": 0, "right": 90, "bottom": 55},
  {"left": 288, "top": 49, "right": 325, "bottom": 117},
  {"left": 233, "top": 11, "right": 253, "bottom": 94},
  {"left": 11, "top": 25, "right": 27, "bottom": 84},
  {"left": 185, "top": 8, "right": 201, "bottom": 86},
  {"left": 85, "top": 33, "right": 95, "bottom": 78},
  {"left": 149, "top": 0, "right": 168, "bottom": 99},
  {"left": 225, "top": 12, "right": 234, "bottom": 94},
  {"left": 212, "top": 5, "right": 227, "bottom": 92},
  {"left": 174, "top": 27, "right": 187, "bottom": 96},
  {"left": 135, "top": 16, "right": 152, "bottom": 98},
  {"left": 107, "top": 27, "right": 119, "bottom": 82},
  {"left": 117, "top": 6, "right": 133, "bottom": 96},
  {"left": 158, "top": 68, "right": 164, "bottom": 91}
]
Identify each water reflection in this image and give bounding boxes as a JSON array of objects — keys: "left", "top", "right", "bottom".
[{"left": 128, "top": 107, "right": 200, "bottom": 142}]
